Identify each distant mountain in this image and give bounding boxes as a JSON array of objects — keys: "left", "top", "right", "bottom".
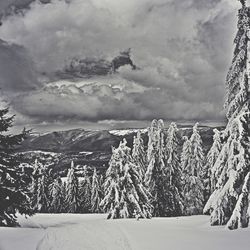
[
  {"left": 17, "top": 128, "right": 147, "bottom": 175},
  {"left": 16, "top": 126, "right": 224, "bottom": 176},
  {"left": 19, "top": 129, "right": 126, "bottom": 153}
]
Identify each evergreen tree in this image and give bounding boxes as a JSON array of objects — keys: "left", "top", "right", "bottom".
[
  {"left": 100, "top": 139, "right": 152, "bottom": 219},
  {"left": 164, "top": 122, "right": 183, "bottom": 216},
  {"left": 206, "top": 129, "right": 222, "bottom": 194},
  {"left": 205, "top": 114, "right": 250, "bottom": 228},
  {"left": 180, "top": 136, "right": 192, "bottom": 173},
  {"left": 90, "top": 168, "right": 102, "bottom": 213},
  {"left": 49, "top": 176, "right": 65, "bottom": 213},
  {"left": 31, "top": 160, "right": 53, "bottom": 213},
  {"left": 34, "top": 162, "right": 52, "bottom": 213},
  {"left": 144, "top": 119, "right": 166, "bottom": 217},
  {"left": 98, "top": 174, "right": 105, "bottom": 204},
  {"left": 132, "top": 131, "right": 147, "bottom": 175},
  {"left": 204, "top": 5, "right": 250, "bottom": 229},
  {"left": 0, "top": 108, "right": 32, "bottom": 226},
  {"left": 79, "top": 166, "right": 91, "bottom": 213},
  {"left": 182, "top": 123, "right": 204, "bottom": 215},
  {"left": 30, "top": 159, "right": 41, "bottom": 211},
  {"left": 61, "top": 181, "right": 67, "bottom": 213},
  {"left": 227, "top": 171, "right": 250, "bottom": 229},
  {"left": 66, "top": 161, "right": 79, "bottom": 213},
  {"left": 36, "top": 175, "right": 49, "bottom": 212}
]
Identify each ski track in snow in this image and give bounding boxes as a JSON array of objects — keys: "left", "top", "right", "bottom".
[
  {"left": 36, "top": 218, "right": 132, "bottom": 250},
  {"left": 16, "top": 214, "right": 131, "bottom": 250},
  {"left": 1, "top": 214, "right": 250, "bottom": 250}
]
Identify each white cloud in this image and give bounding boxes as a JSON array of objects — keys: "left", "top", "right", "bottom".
[{"left": 0, "top": 0, "right": 242, "bottom": 125}]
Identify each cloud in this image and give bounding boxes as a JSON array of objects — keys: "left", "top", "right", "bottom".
[
  {"left": 0, "top": 0, "right": 242, "bottom": 126},
  {"left": 11, "top": 80, "right": 224, "bottom": 123},
  {"left": 0, "top": 39, "right": 39, "bottom": 93},
  {"left": 0, "top": 0, "right": 50, "bottom": 17},
  {"left": 0, "top": 0, "right": 238, "bottom": 71}
]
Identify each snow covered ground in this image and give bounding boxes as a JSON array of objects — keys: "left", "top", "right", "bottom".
[{"left": 0, "top": 214, "right": 250, "bottom": 250}]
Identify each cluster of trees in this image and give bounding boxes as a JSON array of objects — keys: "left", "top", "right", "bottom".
[
  {"left": 30, "top": 161, "right": 103, "bottom": 214},
  {"left": 0, "top": 105, "right": 225, "bottom": 227},
  {"left": 101, "top": 120, "right": 217, "bottom": 219},
  {"left": 0, "top": 104, "right": 209, "bottom": 226}
]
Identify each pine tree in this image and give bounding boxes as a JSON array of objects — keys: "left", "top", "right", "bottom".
[
  {"left": 79, "top": 166, "right": 91, "bottom": 213},
  {"left": 181, "top": 136, "right": 191, "bottom": 171},
  {"left": 66, "top": 161, "right": 79, "bottom": 213},
  {"left": 61, "top": 181, "right": 67, "bottom": 213},
  {"left": 49, "top": 176, "right": 65, "bottom": 213},
  {"left": 30, "top": 159, "right": 41, "bottom": 210},
  {"left": 30, "top": 160, "right": 53, "bottom": 213},
  {"left": 0, "top": 108, "right": 33, "bottom": 226},
  {"left": 132, "top": 131, "right": 147, "bottom": 175},
  {"left": 90, "top": 168, "right": 102, "bottom": 213},
  {"left": 164, "top": 122, "right": 183, "bottom": 216},
  {"left": 205, "top": 114, "right": 250, "bottom": 228},
  {"left": 180, "top": 136, "right": 192, "bottom": 173},
  {"left": 98, "top": 174, "right": 105, "bottom": 204},
  {"left": 144, "top": 119, "right": 166, "bottom": 217},
  {"left": 36, "top": 175, "right": 49, "bottom": 212},
  {"left": 182, "top": 123, "right": 204, "bottom": 215},
  {"left": 204, "top": 5, "right": 250, "bottom": 229},
  {"left": 206, "top": 129, "right": 222, "bottom": 194},
  {"left": 100, "top": 139, "right": 152, "bottom": 219}
]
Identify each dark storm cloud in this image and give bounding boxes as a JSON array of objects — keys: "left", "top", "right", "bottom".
[
  {"left": 0, "top": 0, "right": 50, "bottom": 17},
  {"left": 0, "top": 0, "right": 241, "bottom": 125}
]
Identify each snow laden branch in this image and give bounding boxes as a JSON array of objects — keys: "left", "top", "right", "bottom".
[{"left": 204, "top": 5, "right": 250, "bottom": 230}]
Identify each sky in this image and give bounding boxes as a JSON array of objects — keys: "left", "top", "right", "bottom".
[{"left": 0, "top": 0, "right": 241, "bottom": 132}]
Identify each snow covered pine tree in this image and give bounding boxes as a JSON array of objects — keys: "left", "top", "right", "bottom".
[
  {"left": 132, "top": 131, "right": 147, "bottom": 175},
  {"left": 49, "top": 176, "right": 65, "bottom": 213},
  {"left": 33, "top": 161, "right": 51, "bottom": 213},
  {"left": 182, "top": 123, "right": 204, "bottom": 215},
  {"left": 100, "top": 139, "right": 152, "bottom": 219},
  {"left": 90, "top": 168, "right": 102, "bottom": 213},
  {"left": 204, "top": 2, "right": 250, "bottom": 229},
  {"left": 79, "top": 166, "right": 92, "bottom": 213},
  {"left": 66, "top": 161, "right": 79, "bottom": 213},
  {"left": 206, "top": 129, "right": 222, "bottom": 195},
  {"left": 145, "top": 119, "right": 166, "bottom": 216},
  {"left": 0, "top": 108, "right": 32, "bottom": 226},
  {"left": 164, "top": 122, "right": 183, "bottom": 216}
]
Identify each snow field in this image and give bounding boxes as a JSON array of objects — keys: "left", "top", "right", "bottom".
[{"left": 1, "top": 214, "right": 250, "bottom": 250}]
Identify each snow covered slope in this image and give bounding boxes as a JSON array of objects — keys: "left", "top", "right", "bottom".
[
  {"left": 109, "top": 128, "right": 148, "bottom": 136},
  {"left": 0, "top": 214, "right": 249, "bottom": 250}
]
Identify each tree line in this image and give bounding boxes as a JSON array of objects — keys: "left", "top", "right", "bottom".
[
  {"left": 1, "top": 105, "right": 220, "bottom": 227},
  {"left": 28, "top": 120, "right": 220, "bottom": 220},
  {"left": 30, "top": 161, "right": 103, "bottom": 214}
]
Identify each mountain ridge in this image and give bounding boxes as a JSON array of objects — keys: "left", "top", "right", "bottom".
[{"left": 17, "top": 126, "right": 224, "bottom": 175}]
